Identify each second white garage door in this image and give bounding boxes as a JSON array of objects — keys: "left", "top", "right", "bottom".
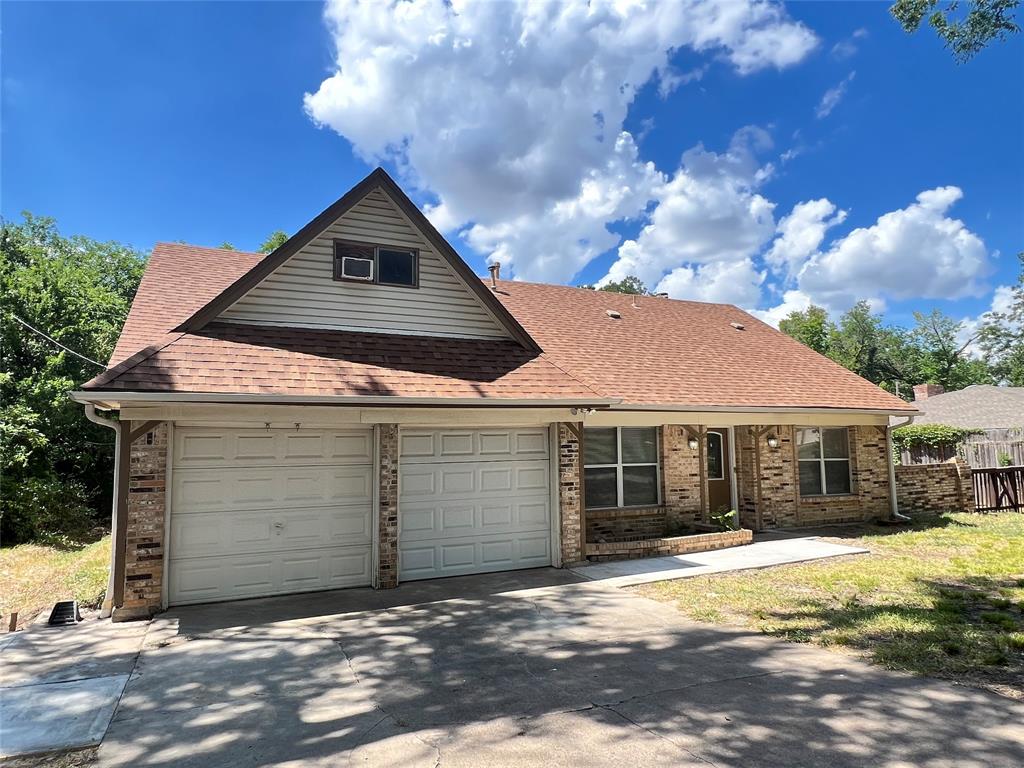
[
  {"left": 168, "top": 427, "right": 374, "bottom": 605},
  {"left": 399, "top": 428, "right": 553, "bottom": 581}
]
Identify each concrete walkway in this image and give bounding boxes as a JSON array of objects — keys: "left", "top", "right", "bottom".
[
  {"left": 569, "top": 535, "right": 868, "bottom": 587},
  {"left": 0, "top": 617, "right": 148, "bottom": 758}
]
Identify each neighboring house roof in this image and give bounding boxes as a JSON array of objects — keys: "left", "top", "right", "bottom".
[{"left": 896, "top": 385, "right": 1024, "bottom": 429}]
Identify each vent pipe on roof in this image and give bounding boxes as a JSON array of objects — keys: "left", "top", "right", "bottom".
[
  {"left": 488, "top": 262, "right": 501, "bottom": 290},
  {"left": 654, "top": 292, "right": 668, "bottom": 298}
]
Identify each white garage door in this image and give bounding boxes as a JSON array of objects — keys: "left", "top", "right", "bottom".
[
  {"left": 168, "top": 427, "right": 374, "bottom": 605},
  {"left": 399, "top": 428, "right": 553, "bottom": 581}
]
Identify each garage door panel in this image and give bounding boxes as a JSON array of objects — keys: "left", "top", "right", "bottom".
[
  {"left": 400, "top": 534, "right": 552, "bottom": 580},
  {"left": 400, "top": 428, "right": 549, "bottom": 463},
  {"left": 170, "top": 427, "right": 373, "bottom": 605},
  {"left": 170, "top": 544, "right": 371, "bottom": 606},
  {"left": 400, "top": 498, "right": 549, "bottom": 542},
  {"left": 174, "top": 428, "right": 372, "bottom": 468},
  {"left": 400, "top": 462, "right": 549, "bottom": 502},
  {"left": 173, "top": 466, "right": 372, "bottom": 514}
]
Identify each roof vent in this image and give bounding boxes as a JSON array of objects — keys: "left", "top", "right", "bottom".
[
  {"left": 487, "top": 262, "right": 501, "bottom": 290},
  {"left": 654, "top": 292, "right": 668, "bottom": 298},
  {"left": 606, "top": 309, "right": 622, "bottom": 319},
  {"left": 731, "top": 321, "right": 745, "bottom": 331}
]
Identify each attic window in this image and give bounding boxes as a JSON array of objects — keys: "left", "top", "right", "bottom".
[{"left": 333, "top": 240, "right": 419, "bottom": 288}]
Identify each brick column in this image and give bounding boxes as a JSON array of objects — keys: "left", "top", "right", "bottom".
[
  {"left": 558, "top": 423, "right": 583, "bottom": 564},
  {"left": 661, "top": 425, "right": 704, "bottom": 527},
  {"left": 376, "top": 424, "right": 400, "bottom": 589},
  {"left": 115, "top": 422, "right": 167, "bottom": 621}
]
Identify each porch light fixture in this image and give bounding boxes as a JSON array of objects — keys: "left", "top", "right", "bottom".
[
  {"left": 766, "top": 434, "right": 780, "bottom": 449},
  {"left": 687, "top": 436, "right": 700, "bottom": 451}
]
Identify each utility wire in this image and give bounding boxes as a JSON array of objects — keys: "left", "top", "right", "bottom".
[{"left": 9, "top": 314, "right": 107, "bottom": 369}]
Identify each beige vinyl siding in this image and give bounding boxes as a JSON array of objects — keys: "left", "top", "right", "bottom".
[{"left": 219, "top": 188, "right": 510, "bottom": 340}]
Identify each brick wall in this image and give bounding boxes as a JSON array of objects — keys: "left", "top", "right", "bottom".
[
  {"left": 377, "top": 424, "right": 400, "bottom": 589},
  {"left": 116, "top": 422, "right": 167, "bottom": 620},
  {"left": 586, "top": 506, "right": 667, "bottom": 542},
  {"left": 736, "top": 424, "right": 893, "bottom": 530},
  {"left": 896, "top": 459, "right": 974, "bottom": 515},
  {"left": 661, "top": 425, "right": 705, "bottom": 527},
  {"left": 558, "top": 424, "right": 583, "bottom": 564}
]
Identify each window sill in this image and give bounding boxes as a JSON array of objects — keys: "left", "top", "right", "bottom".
[{"left": 799, "top": 493, "right": 858, "bottom": 502}]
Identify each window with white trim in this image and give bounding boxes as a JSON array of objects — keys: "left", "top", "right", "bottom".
[
  {"left": 583, "top": 427, "right": 660, "bottom": 509},
  {"left": 796, "top": 427, "right": 852, "bottom": 496}
]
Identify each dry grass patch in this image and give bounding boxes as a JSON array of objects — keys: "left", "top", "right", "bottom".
[
  {"left": 637, "top": 513, "right": 1024, "bottom": 698},
  {"left": 0, "top": 537, "right": 110, "bottom": 630}
]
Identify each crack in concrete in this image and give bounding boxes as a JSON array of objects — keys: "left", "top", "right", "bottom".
[{"left": 596, "top": 702, "right": 720, "bottom": 767}]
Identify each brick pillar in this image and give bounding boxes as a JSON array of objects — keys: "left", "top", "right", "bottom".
[
  {"left": 376, "top": 424, "right": 400, "bottom": 589},
  {"left": 558, "top": 423, "right": 583, "bottom": 564},
  {"left": 661, "top": 425, "right": 704, "bottom": 527},
  {"left": 115, "top": 422, "right": 167, "bottom": 621}
]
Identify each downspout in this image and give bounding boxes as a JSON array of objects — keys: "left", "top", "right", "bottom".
[
  {"left": 83, "top": 404, "right": 123, "bottom": 618},
  {"left": 886, "top": 415, "right": 915, "bottom": 522}
]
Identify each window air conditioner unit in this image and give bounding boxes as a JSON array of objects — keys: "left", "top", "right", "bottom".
[{"left": 340, "top": 256, "right": 374, "bottom": 281}]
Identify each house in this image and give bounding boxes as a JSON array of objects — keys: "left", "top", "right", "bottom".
[
  {"left": 74, "top": 168, "right": 917, "bottom": 620},
  {"left": 897, "top": 384, "right": 1024, "bottom": 467}
]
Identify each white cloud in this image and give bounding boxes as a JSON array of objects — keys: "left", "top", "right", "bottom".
[
  {"left": 657, "top": 258, "right": 765, "bottom": 306},
  {"left": 764, "top": 198, "right": 847, "bottom": 279},
  {"left": 797, "top": 186, "right": 990, "bottom": 309},
  {"left": 816, "top": 71, "right": 855, "bottom": 119},
  {"left": 831, "top": 27, "right": 867, "bottom": 59},
  {"left": 600, "top": 126, "right": 776, "bottom": 290},
  {"left": 304, "top": 0, "right": 818, "bottom": 282},
  {"left": 749, "top": 288, "right": 813, "bottom": 327}
]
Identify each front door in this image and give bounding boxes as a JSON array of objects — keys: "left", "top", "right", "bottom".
[{"left": 706, "top": 429, "right": 733, "bottom": 515}]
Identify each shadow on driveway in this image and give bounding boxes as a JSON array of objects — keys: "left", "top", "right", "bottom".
[{"left": 98, "top": 568, "right": 1024, "bottom": 767}]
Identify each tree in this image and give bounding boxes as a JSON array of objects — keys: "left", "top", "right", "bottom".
[
  {"left": 779, "top": 305, "right": 832, "bottom": 356},
  {"left": 979, "top": 253, "right": 1024, "bottom": 385},
  {"left": 580, "top": 276, "right": 650, "bottom": 295},
  {"left": 891, "top": 0, "right": 1020, "bottom": 61},
  {"left": 1, "top": 213, "right": 145, "bottom": 542},
  {"left": 910, "top": 308, "right": 993, "bottom": 390},
  {"left": 219, "top": 241, "right": 237, "bottom": 251},
  {"left": 259, "top": 230, "right": 289, "bottom": 254},
  {"left": 827, "top": 302, "right": 920, "bottom": 397}
]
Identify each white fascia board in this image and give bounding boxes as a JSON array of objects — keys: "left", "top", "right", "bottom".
[{"left": 70, "top": 391, "right": 620, "bottom": 409}]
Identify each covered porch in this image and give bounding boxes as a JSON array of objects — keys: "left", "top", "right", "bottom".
[{"left": 557, "top": 409, "right": 898, "bottom": 564}]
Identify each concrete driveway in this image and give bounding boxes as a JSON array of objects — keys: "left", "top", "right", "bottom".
[{"left": 97, "top": 568, "right": 1023, "bottom": 767}]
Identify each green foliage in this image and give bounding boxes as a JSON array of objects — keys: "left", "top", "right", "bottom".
[
  {"left": 998, "top": 451, "right": 1014, "bottom": 467},
  {"left": 779, "top": 300, "right": 995, "bottom": 398},
  {"left": 978, "top": 254, "right": 1024, "bottom": 386},
  {"left": 891, "top": 423, "right": 982, "bottom": 455},
  {"left": 1, "top": 213, "right": 145, "bottom": 543},
  {"left": 580, "top": 275, "right": 650, "bottom": 295},
  {"left": 891, "top": 0, "right": 1020, "bottom": 61},
  {"left": 779, "top": 305, "right": 831, "bottom": 355},
  {"left": 259, "top": 230, "right": 289, "bottom": 254},
  {"left": 219, "top": 241, "right": 237, "bottom": 251},
  {"left": 911, "top": 308, "right": 994, "bottom": 390},
  {"left": 711, "top": 507, "right": 739, "bottom": 532}
]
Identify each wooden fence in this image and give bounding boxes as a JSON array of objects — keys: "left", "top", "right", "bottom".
[
  {"left": 972, "top": 466, "right": 1024, "bottom": 513},
  {"left": 901, "top": 428, "right": 1024, "bottom": 469}
]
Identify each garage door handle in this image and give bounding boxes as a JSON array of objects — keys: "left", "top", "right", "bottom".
[{"left": 273, "top": 521, "right": 284, "bottom": 531}]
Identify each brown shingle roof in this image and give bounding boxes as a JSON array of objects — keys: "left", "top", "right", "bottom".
[
  {"left": 89, "top": 322, "right": 604, "bottom": 400},
  {"left": 88, "top": 244, "right": 914, "bottom": 412},
  {"left": 109, "top": 243, "right": 262, "bottom": 365},
  {"left": 492, "top": 280, "right": 915, "bottom": 412}
]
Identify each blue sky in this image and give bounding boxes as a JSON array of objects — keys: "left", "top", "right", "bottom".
[{"left": 3, "top": 1, "right": 1022, "bottom": 332}]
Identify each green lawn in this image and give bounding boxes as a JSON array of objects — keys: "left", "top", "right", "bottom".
[
  {"left": 0, "top": 536, "right": 110, "bottom": 630},
  {"left": 637, "top": 513, "right": 1024, "bottom": 698}
]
